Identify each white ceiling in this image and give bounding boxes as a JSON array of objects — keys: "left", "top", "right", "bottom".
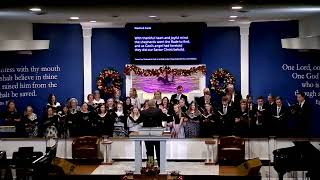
[{"left": 0, "top": 4, "right": 320, "bottom": 25}]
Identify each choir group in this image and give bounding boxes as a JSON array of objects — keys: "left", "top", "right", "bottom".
[{"left": 0, "top": 84, "right": 311, "bottom": 138}]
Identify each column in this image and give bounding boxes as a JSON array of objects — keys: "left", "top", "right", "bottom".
[
  {"left": 159, "top": 140, "right": 167, "bottom": 174},
  {"left": 82, "top": 26, "right": 92, "bottom": 102},
  {"left": 240, "top": 23, "right": 250, "bottom": 98},
  {"left": 134, "top": 140, "right": 142, "bottom": 174}
]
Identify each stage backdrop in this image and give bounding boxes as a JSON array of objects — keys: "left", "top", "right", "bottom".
[
  {"left": 250, "top": 20, "right": 320, "bottom": 136},
  {"left": 0, "top": 24, "right": 83, "bottom": 115},
  {"left": 91, "top": 27, "right": 241, "bottom": 98}
]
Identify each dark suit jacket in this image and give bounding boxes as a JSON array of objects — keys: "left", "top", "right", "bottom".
[
  {"left": 252, "top": 104, "right": 270, "bottom": 128},
  {"left": 223, "top": 91, "right": 242, "bottom": 107},
  {"left": 141, "top": 107, "right": 165, "bottom": 127},
  {"left": 170, "top": 94, "right": 188, "bottom": 105},
  {"left": 270, "top": 105, "right": 289, "bottom": 130},
  {"left": 217, "top": 104, "right": 235, "bottom": 129},
  {"left": 196, "top": 96, "right": 214, "bottom": 109},
  {"left": 292, "top": 101, "right": 312, "bottom": 133}
]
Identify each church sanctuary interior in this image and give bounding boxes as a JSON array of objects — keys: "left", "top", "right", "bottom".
[{"left": 1, "top": 0, "right": 320, "bottom": 179}]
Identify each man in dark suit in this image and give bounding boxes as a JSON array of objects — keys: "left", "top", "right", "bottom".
[
  {"left": 270, "top": 97, "right": 288, "bottom": 136},
  {"left": 218, "top": 96, "right": 235, "bottom": 135},
  {"left": 197, "top": 88, "right": 214, "bottom": 110},
  {"left": 252, "top": 96, "right": 270, "bottom": 135},
  {"left": 170, "top": 85, "right": 188, "bottom": 106},
  {"left": 291, "top": 91, "right": 312, "bottom": 136},
  {"left": 225, "top": 84, "right": 242, "bottom": 107},
  {"left": 267, "top": 94, "right": 276, "bottom": 110},
  {"left": 140, "top": 100, "right": 166, "bottom": 167}
]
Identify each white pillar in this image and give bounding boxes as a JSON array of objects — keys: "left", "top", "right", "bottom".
[
  {"left": 240, "top": 23, "right": 250, "bottom": 98},
  {"left": 82, "top": 26, "right": 92, "bottom": 102}
]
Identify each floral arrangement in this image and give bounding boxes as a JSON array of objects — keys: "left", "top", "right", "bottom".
[
  {"left": 124, "top": 64, "right": 207, "bottom": 77},
  {"left": 140, "top": 156, "right": 160, "bottom": 176}
]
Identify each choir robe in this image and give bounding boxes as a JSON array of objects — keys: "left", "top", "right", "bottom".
[
  {"left": 200, "top": 112, "right": 220, "bottom": 137},
  {"left": 66, "top": 108, "right": 80, "bottom": 137},
  {"left": 78, "top": 111, "right": 96, "bottom": 136},
  {"left": 184, "top": 111, "right": 201, "bottom": 138},
  {"left": 234, "top": 109, "right": 250, "bottom": 136},
  {"left": 96, "top": 113, "right": 114, "bottom": 137}
]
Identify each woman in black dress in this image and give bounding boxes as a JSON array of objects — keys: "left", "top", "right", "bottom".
[
  {"left": 141, "top": 100, "right": 149, "bottom": 111},
  {"left": 96, "top": 104, "right": 113, "bottom": 137},
  {"left": 86, "top": 93, "right": 96, "bottom": 112},
  {"left": 1, "top": 100, "right": 23, "bottom": 137},
  {"left": 178, "top": 98, "right": 188, "bottom": 113},
  {"left": 113, "top": 102, "right": 127, "bottom": 137},
  {"left": 171, "top": 104, "right": 185, "bottom": 138},
  {"left": 78, "top": 102, "right": 96, "bottom": 136},
  {"left": 127, "top": 107, "right": 142, "bottom": 134},
  {"left": 184, "top": 101, "right": 201, "bottom": 138},
  {"left": 66, "top": 98, "right": 80, "bottom": 137},
  {"left": 200, "top": 103, "right": 220, "bottom": 137},
  {"left": 42, "top": 107, "right": 59, "bottom": 138},
  {"left": 159, "top": 96, "right": 173, "bottom": 114},
  {"left": 23, "top": 106, "right": 39, "bottom": 137},
  {"left": 57, "top": 106, "right": 69, "bottom": 138},
  {"left": 113, "top": 88, "right": 123, "bottom": 104},
  {"left": 123, "top": 97, "right": 133, "bottom": 116},
  {"left": 46, "top": 94, "right": 62, "bottom": 114},
  {"left": 153, "top": 90, "right": 162, "bottom": 108},
  {"left": 106, "top": 98, "right": 116, "bottom": 111}
]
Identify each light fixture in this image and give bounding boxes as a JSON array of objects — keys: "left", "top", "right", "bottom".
[
  {"left": 228, "top": 19, "right": 235, "bottom": 22},
  {"left": 90, "top": 20, "right": 97, "bottom": 23},
  {"left": 29, "top": 7, "right": 42, "bottom": 12},
  {"left": 70, "top": 16, "right": 80, "bottom": 20},
  {"left": 232, "top": 6, "right": 243, "bottom": 10},
  {"left": 148, "top": 15, "right": 157, "bottom": 18},
  {"left": 229, "top": 15, "right": 238, "bottom": 18}
]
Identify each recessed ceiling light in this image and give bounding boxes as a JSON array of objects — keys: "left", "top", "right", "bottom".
[
  {"left": 90, "top": 20, "right": 97, "bottom": 23},
  {"left": 29, "top": 7, "right": 42, "bottom": 12},
  {"left": 229, "top": 15, "right": 238, "bottom": 18},
  {"left": 148, "top": 15, "right": 157, "bottom": 18},
  {"left": 70, "top": 16, "right": 80, "bottom": 20},
  {"left": 228, "top": 19, "right": 235, "bottom": 22},
  {"left": 232, "top": 6, "right": 243, "bottom": 10}
]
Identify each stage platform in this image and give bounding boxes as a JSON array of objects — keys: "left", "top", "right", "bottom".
[
  {"left": 91, "top": 161, "right": 219, "bottom": 175},
  {"left": 88, "top": 161, "right": 308, "bottom": 179}
]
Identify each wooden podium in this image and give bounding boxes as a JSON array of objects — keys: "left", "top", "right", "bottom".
[{"left": 129, "top": 128, "right": 170, "bottom": 174}]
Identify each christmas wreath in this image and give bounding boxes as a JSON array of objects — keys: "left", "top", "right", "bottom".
[
  {"left": 210, "top": 68, "right": 235, "bottom": 94},
  {"left": 96, "top": 68, "right": 123, "bottom": 94}
]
